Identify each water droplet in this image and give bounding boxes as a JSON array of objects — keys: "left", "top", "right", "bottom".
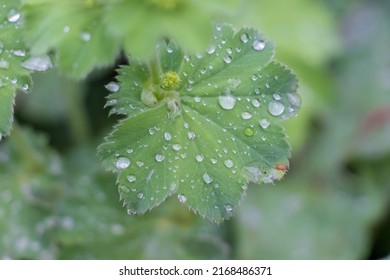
[
  {"left": 12, "top": 50, "right": 26, "bottom": 57},
  {"left": 80, "top": 31, "right": 91, "bottom": 42},
  {"left": 21, "top": 55, "right": 52, "bottom": 71},
  {"left": 63, "top": 26, "right": 70, "bottom": 33},
  {"left": 259, "top": 119, "right": 270, "bottom": 129},
  {"left": 211, "top": 158, "right": 218, "bottom": 164},
  {"left": 155, "top": 154, "right": 164, "bottom": 162},
  {"left": 148, "top": 127, "right": 156, "bottom": 135},
  {"left": 194, "top": 96, "right": 201, "bottom": 103},
  {"left": 287, "top": 93, "right": 301, "bottom": 107},
  {"left": 223, "top": 55, "right": 232, "bottom": 64},
  {"left": 228, "top": 78, "right": 241, "bottom": 89},
  {"left": 244, "top": 127, "right": 254, "bottom": 137},
  {"left": 116, "top": 157, "right": 130, "bottom": 170},
  {"left": 195, "top": 154, "right": 204, "bottom": 162},
  {"left": 0, "top": 60, "right": 9, "bottom": 69},
  {"left": 252, "top": 99, "right": 260, "bottom": 108},
  {"left": 253, "top": 40, "right": 265, "bottom": 51},
  {"left": 166, "top": 46, "right": 173, "bottom": 53},
  {"left": 127, "top": 209, "right": 137, "bottom": 215},
  {"left": 226, "top": 48, "right": 233, "bottom": 54},
  {"left": 11, "top": 78, "right": 17, "bottom": 84},
  {"left": 240, "top": 33, "right": 249, "bottom": 43},
  {"left": 265, "top": 83, "right": 270, "bottom": 89},
  {"left": 178, "top": 194, "right": 187, "bottom": 203},
  {"left": 137, "top": 192, "right": 144, "bottom": 199},
  {"left": 7, "top": 10, "right": 21, "bottom": 23},
  {"left": 207, "top": 45, "right": 216, "bottom": 54},
  {"left": 268, "top": 101, "right": 285, "bottom": 116},
  {"left": 172, "top": 143, "right": 181, "bottom": 151},
  {"left": 105, "top": 82, "right": 119, "bottom": 92},
  {"left": 187, "top": 131, "right": 196, "bottom": 140},
  {"left": 224, "top": 204, "right": 233, "bottom": 213},
  {"left": 126, "top": 148, "right": 133, "bottom": 154},
  {"left": 251, "top": 74, "right": 258, "bottom": 81},
  {"left": 136, "top": 161, "right": 144, "bottom": 167},
  {"left": 22, "top": 84, "right": 29, "bottom": 91},
  {"left": 218, "top": 95, "right": 236, "bottom": 110},
  {"left": 224, "top": 159, "right": 234, "bottom": 168},
  {"left": 273, "top": 93, "right": 281, "bottom": 100},
  {"left": 203, "top": 173, "right": 213, "bottom": 184},
  {"left": 241, "top": 112, "right": 252, "bottom": 120},
  {"left": 254, "top": 88, "right": 260, "bottom": 94},
  {"left": 164, "top": 132, "right": 171, "bottom": 141},
  {"left": 127, "top": 175, "right": 136, "bottom": 183}
]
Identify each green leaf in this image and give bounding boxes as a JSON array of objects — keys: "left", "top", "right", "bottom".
[
  {"left": 0, "top": 0, "right": 33, "bottom": 137},
  {"left": 22, "top": 0, "right": 121, "bottom": 78},
  {"left": 98, "top": 24, "right": 300, "bottom": 223},
  {"left": 0, "top": 126, "right": 64, "bottom": 259}
]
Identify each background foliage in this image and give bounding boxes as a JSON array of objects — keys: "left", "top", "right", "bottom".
[{"left": 1, "top": 0, "right": 389, "bottom": 259}]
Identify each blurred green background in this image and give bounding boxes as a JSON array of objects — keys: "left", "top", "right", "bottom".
[{"left": 1, "top": 0, "right": 389, "bottom": 259}]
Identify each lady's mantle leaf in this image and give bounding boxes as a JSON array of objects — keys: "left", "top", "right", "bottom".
[
  {"left": 98, "top": 25, "right": 300, "bottom": 223},
  {"left": 0, "top": 0, "right": 34, "bottom": 138}
]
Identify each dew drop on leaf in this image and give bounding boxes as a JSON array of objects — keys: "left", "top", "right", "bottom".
[
  {"left": 127, "top": 208, "right": 137, "bottom": 215},
  {"left": 259, "top": 119, "right": 270, "bottom": 129},
  {"left": 137, "top": 192, "right": 144, "bottom": 199},
  {"left": 251, "top": 99, "right": 261, "bottom": 108},
  {"left": 273, "top": 93, "right": 281, "bottom": 100},
  {"left": 7, "top": 10, "right": 21, "bottom": 23},
  {"left": 268, "top": 101, "right": 285, "bottom": 116},
  {"left": 127, "top": 175, "right": 136, "bottom": 183},
  {"left": 155, "top": 154, "right": 165, "bottom": 162},
  {"left": 164, "top": 132, "right": 171, "bottom": 141},
  {"left": 253, "top": 40, "right": 266, "bottom": 51},
  {"left": 223, "top": 55, "right": 232, "bottom": 64},
  {"left": 116, "top": 157, "right": 130, "bottom": 170},
  {"left": 80, "top": 31, "right": 91, "bottom": 42},
  {"left": 203, "top": 173, "right": 213, "bottom": 184},
  {"left": 287, "top": 93, "right": 301, "bottom": 107},
  {"left": 178, "top": 194, "right": 187, "bottom": 203},
  {"left": 224, "top": 159, "right": 234, "bottom": 168},
  {"left": 240, "top": 33, "right": 249, "bottom": 43},
  {"left": 195, "top": 154, "right": 204, "bottom": 162},
  {"left": 172, "top": 143, "right": 181, "bottom": 151},
  {"left": 241, "top": 112, "right": 253, "bottom": 120},
  {"left": 218, "top": 95, "right": 236, "bottom": 110},
  {"left": 21, "top": 55, "right": 53, "bottom": 71},
  {"left": 187, "top": 131, "right": 196, "bottom": 140},
  {"left": 207, "top": 45, "right": 216, "bottom": 54},
  {"left": 105, "top": 82, "right": 119, "bottom": 92},
  {"left": 224, "top": 204, "right": 233, "bottom": 213}
]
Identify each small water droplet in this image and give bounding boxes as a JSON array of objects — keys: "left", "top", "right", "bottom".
[
  {"left": 63, "top": 26, "right": 70, "bottom": 33},
  {"left": 226, "top": 48, "right": 233, "bottom": 54},
  {"left": 172, "top": 143, "right": 181, "bottom": 151},
  {"left": 253, "top": 40, "right": 265, "bottom": 51},
  {"left": 80, "top": 31, "right": 91, "bottom": 42},
  {"left": 136, "top": 161, "right": 144, "bottom": 167},
  {"left": 187, "top": 131, "right": 196, "bottom": 140},
  {"left": 224, "top": 159, "right": 234, "bottom": 168},
  {"left": 0, "top": 60, "right": 9, "bottom": 69},
  {"left": 12, "top": 50, "right": 26, "bottom": 57},
  {"left": 148, "top": 127, "right": 156, "bottom": 135},
  {"left": 223, "top": 55, "right": 232, "bottom": 64},
  {"left": 251, "top": 74, "right": 258, "bottom": 81},
  {"left": 265, "top": 83, "right": 270, "bottom": 89},
  {"left": 127, "top": 209, "right": 137, "bottom": 215},
  {"left": 259, "top": 119, "right": 270, "bottom": 129},
  {"left": 105, "top": 82, "right": 119, "bottom": 92},
  {"left": 218, "top": 95, "right": 236, "bottom": 110},
  {"left": 164, "top": 132, "right": 171, "bottom": 141},
  {"left": 254, "top": 88, "right": 260, "bottom": 94},
  {"left": 211, "top": 158, "right": 218, "bottom": 164},
  {"left": 137, "top": 192, "right": 144, "bottom": 199},
  {"left": 195, "top": 154, "right": 204, "bottom": 162},
  {"left": 287, "top": 93, "right": 301, "bottom": 107},
  {"left": 240, "top": 33, "right": 249, "bottom": 43},
  {"left": 127, "top": 175, "right": 136, "bottom": 183},
  {"left": 252, "top": 99, "right": 260, "bottom": 108},
  {"left": 7, "top": 10, "right": 21, "bottom": 23},
  {"left": 273, "top": 93, "right": 281, "bottom": 100},
  {"left": 241, "top": 112, "right": 252, "bottom": 120},
  {"left": 155, "top": 154, "right": 164, "bottom": 162},
  {"left": 194, "top": 96, "right": 201, "bottom": 103},
  {"left": 203, "top": 173, "right": 213, "bottom": 184},
  {"left": 268, "top": 101, "right": 285, "bottom": 116},
  {"left": 207, "top": 45, "right": 216, "bottom": 54},
  {"left": 178, "top": 194, "right": 187, "bottom": 203},
  {"left": 224, "top": 204, "right": 233, "bottom": 213},
  {"left": 244, "top": 127, "right": 254, "bottom": 137},
  {"left": 126, "top": 148, "right": 133, "bottom": 154},
  {"left": 166, "top": 46, "right": 173, "bottom": 53},
  {"left": 22, "top": 84, "right": 29, "bottom": 91},
  {"left": 21, "top": 55, "right": 52, "bottom": 71},
  {"left": 116, "top": 157, "right": 130, "bottom": 170}
]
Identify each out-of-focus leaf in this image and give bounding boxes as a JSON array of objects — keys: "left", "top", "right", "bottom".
[
  {"left": 98, "top": 25, "right": 300, "bottom": 223},
  {"left": 22, "top": 0, "right": 121, "bottom": 78},
  {"left": 236, "top": 177, "right": 386, "bottom": 259},
  {"left": 0, "top": 126, "right": 64, "bottom": 259},
  {"left": 57, "top": 146, "right": 230, "bottom": 259},
  {"left": 0, "top": 0, "right": 32, "bottom": 137}
]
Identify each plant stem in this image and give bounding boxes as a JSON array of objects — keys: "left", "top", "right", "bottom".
[{"left": 149, "top": 55, "right": 161, "bottom": 86}]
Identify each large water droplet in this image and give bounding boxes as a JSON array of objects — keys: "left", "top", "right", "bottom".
[
  {"left": 224, "top": 159, "right": 234, "bottom": 168},
  {"left": 116, "top": 157, "right": 130, "bottom": 170},
  {"left": 172, "top": 143, "right": 181, "bottom": 151},
  {"left": 218, "top": 95, "right": 236, "bottom": 110},
  {"left": 203, "top": 173, "right": 213, "bottom": 184},
  {"left": 21, "top": 55, "right": 52, "bottom": 71},
  {"left": 259, "top": 119, "right": 270, "bottom": 129},
  {"left": 7, "top": 10, "right": 21, "bottom": 23},
  {"left": 178, "top": 194, "right": 187, "bottom": 203},
  {"left": 207, "top": 45, "right": 216, "bottom": 54},
  {"left": 155, "top": 154, "right": 164, "bottom": 162},
  {"left": 252, "top": 99, "right": 260, "bottom": 108},
  {"left": 223, "top": 55, "right": 232, "bottom": 64},
  {"left": 195, "top": 154, "right": 204, "bottom": 162},
  {"left": 127, "top": 175, "right": 136, "bottom": 183},
  {"left": 253, "top": 40, "right": 265, "bottom": 51},
  {"left": 268, "top": 101, "right": 285, "bottom": 116},
  {"left": 105, "top": 82, "right": 119, "bottom": 92},
  {"left": 241, "top": 112, "right": 252, "bottom": 120}
]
